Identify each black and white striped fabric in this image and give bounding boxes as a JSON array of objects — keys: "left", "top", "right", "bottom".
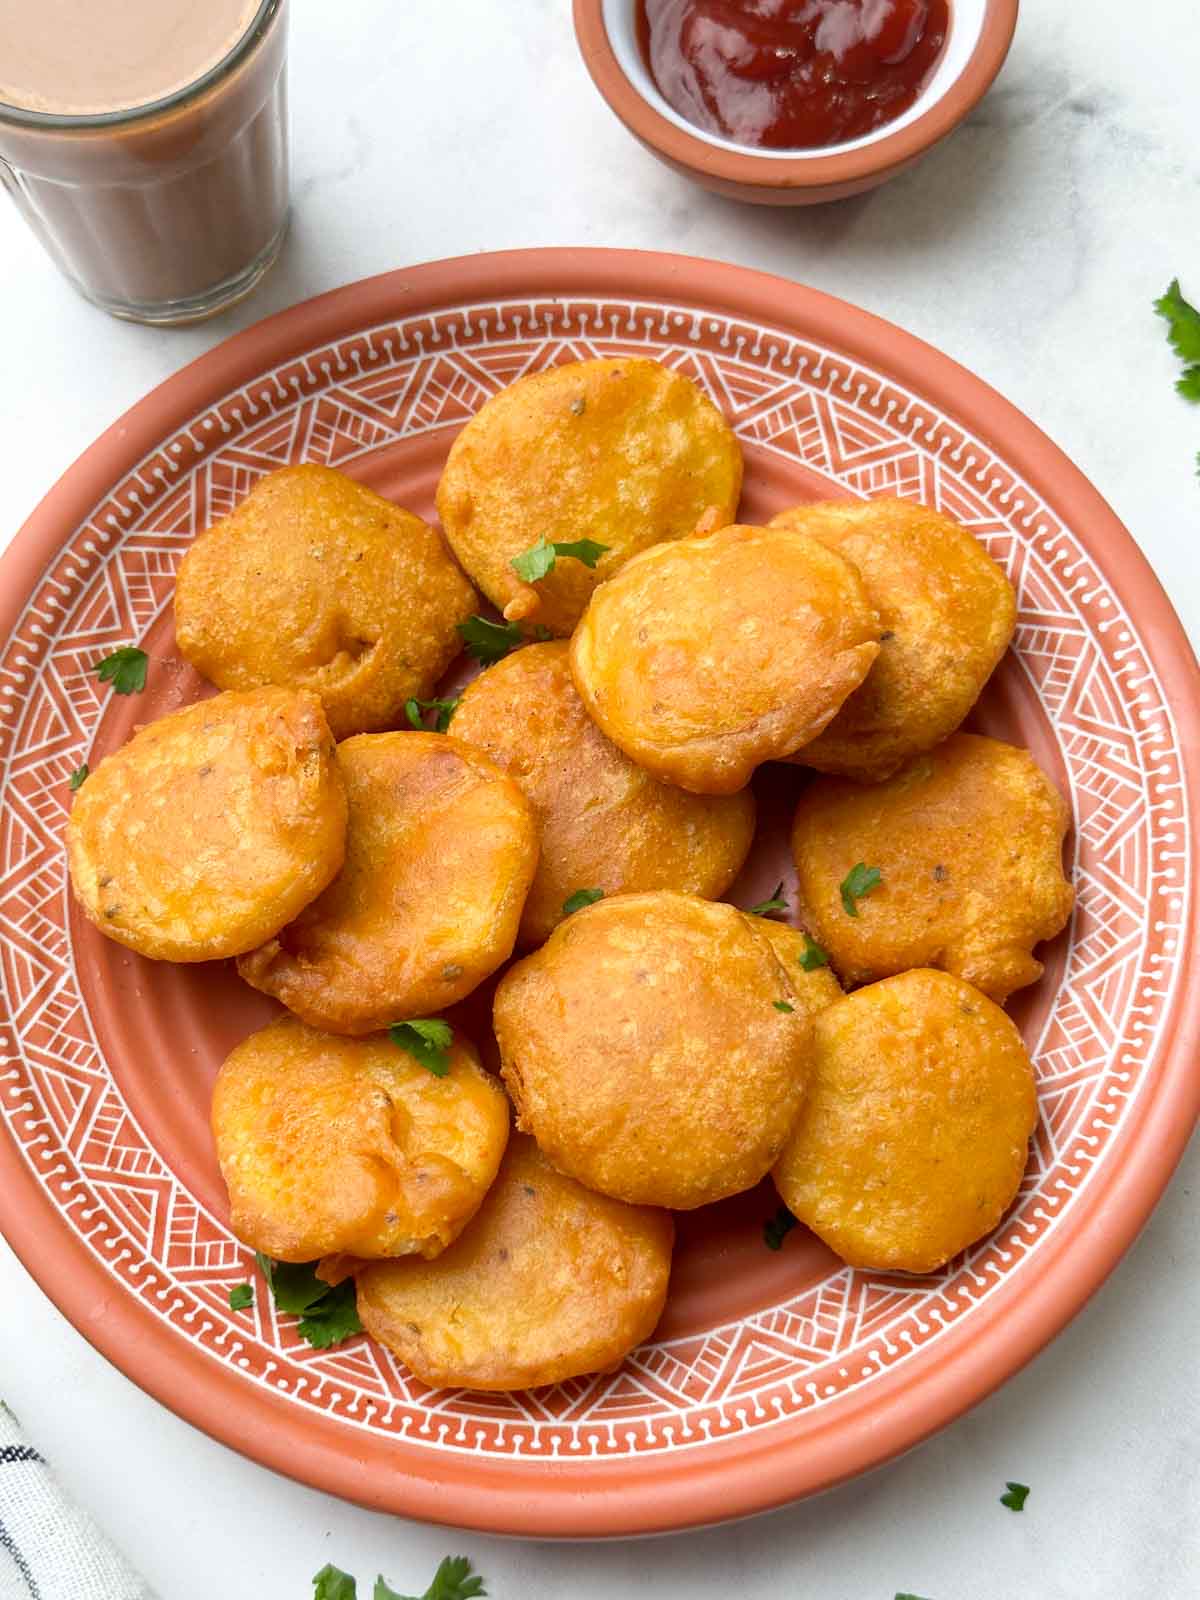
[{"left": 0, "top": 1405, "right": 154, "bottom": 1599}]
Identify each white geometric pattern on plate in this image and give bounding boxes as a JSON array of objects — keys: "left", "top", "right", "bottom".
[{"left": 0, "top": 294, "right": 1186, "bottom": 1460}]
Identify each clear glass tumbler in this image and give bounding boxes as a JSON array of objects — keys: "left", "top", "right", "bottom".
[{"left": 0, "top": 0, "right": 290, "bottom": 325}]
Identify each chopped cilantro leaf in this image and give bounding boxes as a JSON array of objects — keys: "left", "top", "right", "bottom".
[
  {"left": 773, "top": 1000, "right": 794, "bottom": 1013},
  {"left": 405, "top": 696, "right": 460, "bottom": 732},
  {"left": 748, "top": 882, "right": 788, "bottom": 919},
  {"left": 1154, "top": 279, "right": 1200, "bottom": 383},
  {"left": 763, "top": 1205, "right": 798, "bottom": 1251},
  {"left": 389, "top": 1018, "right": 453, "bottom": 1077},
  {"left": 562, "top": 887, "right": 604, "bottom": 916},
  {"left": 458, "top": 615, "right": 527, "bottom": 665},
  {"left": 68, "top": 762, "right": 89, "bottom": 791},
  {"left": 894, "top": 1593, "right": 934, "bottom": 1599},
  {"left": 798, "top": 933, "right": 828, "bottom": 971},
  {"left": 375, "top": 1554, "right": 487, "bottom": 1600},
  {"left": 840, "top": 862, "right": 882, "bottom": 917},
  {"left": 1000, "top": 1481, "right": 1030, "bottom": 1512},
  {"left": 95, "top": 646, "right": 148, "bottom": 695},
  {"left": 511, "top": 537, "right": 609, "bottom": 584},
  {"left": 313, "top": 1566, "right": 359, "bottom": 1600},
  {"left": 228, "top": 1283, "right": 253, "bottom": 1311},
  {"left": 256, "top": 1254, "right": 362, "bottom": 1349}
]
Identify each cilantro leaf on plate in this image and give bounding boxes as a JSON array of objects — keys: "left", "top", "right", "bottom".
[
  {"left": 256, "top": 1254, "right": 362, "bottom": 1349},
  {"left": 458, "top": 615, "right": 527, "bottom": 665},
  {"left": 510, "top": 537, "right": 608, "bottom": 584},
  {"left": 404, "top": 696, "right": 460, "bottom": 732},
  {"left": 389, "top": 1018, "right": 453, "bottom": 1077},
  {"left": 375, "top": 1555, "right": 487, "bottom": 1600},
  {"left": 95, "top": 646, "right": 148, "bottom": 695},
  {"left": 840, "top": 862, "right": 882, "bottom": 917},
  {"left": 68, "top": 762, "right": 89, "bottom": 791},
  {"left": 763, "top": 1205, "right": 798, "bottom": 1251},
  {"left": 228, "top": 1283, "right": 253, "bottom": 1311},
  {"left": 1000, "top": 1480, "right": 1030, "bottom": 1512},
  {"left": 562, "top": 887, "right": 604, "bottom": 916},
  {"left": 313, "top": 1566, "right": 358, "bottom": 1600},
  {"left": 748, "top": 882, "right": 788, "bottom": 919},
  {"left": 798, "top": 933, "right": 828, "bottom": 971}
]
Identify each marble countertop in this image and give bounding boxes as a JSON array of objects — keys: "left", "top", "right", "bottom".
[{"left": 1, "top": 2, "right": 1197, "bottom": 1595}]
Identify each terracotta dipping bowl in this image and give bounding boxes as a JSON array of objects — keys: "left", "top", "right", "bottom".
[{"left": 573, "top": 0, "right": 1019, "bottom": 205}]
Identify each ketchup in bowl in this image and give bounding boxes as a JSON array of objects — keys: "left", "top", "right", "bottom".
[{"left": 639, "top": 0, "right": 951, "bottom": 151}]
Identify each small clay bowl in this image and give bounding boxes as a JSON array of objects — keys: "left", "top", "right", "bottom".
[{"left": 573, "top": 0, "right": 1019, "bottom": 205}]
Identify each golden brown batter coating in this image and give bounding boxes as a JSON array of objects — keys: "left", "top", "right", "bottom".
[
  {"left": 238, "top": 732, "right": 538, "bottom": 1033},
  {"left": 355, "top": 1135, "right": 673, "bottom": 1391},
  {"left": 451, "top": 641, "right": 756, "bottom": 946},
  {"left": 770, "top": 498, "right": 1016, "bottom": 781},
  {"left": 175, "top": 465, "right": 476, "bottom": 739},
  {"left": 67, "top": 686, "right": 345, "bottom": 962},
  {"left": 212, "top": 1017, "right": 509, "bottom": 1263},
  {"left": 773, "top": 970, "right": 1038, "bottom": 1273},
  {"left": 791, "top": 733, "right": 1074, "bottom": 1001},
  {"left": 570, "top": 523, "right": 880, "bottom": 794},
  {"left": 435, "top": 357, "right": 742, "bottom": 636},
  {"left": 494, "top": 892, "right": 815, "bottom": 1210}
]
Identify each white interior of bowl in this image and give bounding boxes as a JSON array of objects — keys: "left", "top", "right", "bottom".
[{"left": 601, "top": 0, "right": 986, "bottom": 159}]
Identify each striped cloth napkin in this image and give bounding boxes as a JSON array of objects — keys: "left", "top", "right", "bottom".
[{"left": 0, "top": 1405, "right": 155, "bottom": 1599}]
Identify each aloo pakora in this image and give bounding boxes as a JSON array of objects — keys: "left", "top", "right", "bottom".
[
  {"left": 770, "top": 497, "right": 1016, "bottom": 781},
  {"left": 212, "top": 1017, "right": 509, "bottom": 1262},
  {"left": 570, "top": 523, "right": 880, "bottom": 794},
  {"left": 494, "top": 892, "right": 816, "bottom": 1209},
  {"left": 774, "top": 969, "right": 1038, "bottom": 1273},
  {"left": 67, "top": 686, "right": 345, "bottom": 962},
  {"left": 451, "top": 641, "right": 755, "bottom": 945},
  {"left": 355, "top": 1135, "right": 673, "bottom": 1391},
  {"left": 791, "top": 733, "right": 1074, "bottom": 1001},
  {"left": 435, "top": 357, "right": 742, "bottom": 635},
  {"left": 238, "top": 732, "right": 538, "bottom": 1032},
  {"left": 751, "top": 916, "right": 844, "bottom": 1013},
  {"left": 175, "top": 464, "right": 477, "bottom": 738}
]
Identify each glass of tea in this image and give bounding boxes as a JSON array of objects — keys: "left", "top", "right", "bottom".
[{"left": 0, "top": 0, "right": 290, "bottom": 325}]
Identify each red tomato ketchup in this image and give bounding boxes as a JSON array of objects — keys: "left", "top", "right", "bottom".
[{"left": 639, "top": 0, "right": 951, "bottom": 151}]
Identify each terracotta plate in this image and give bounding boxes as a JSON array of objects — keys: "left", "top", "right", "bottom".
[{"left": 1, "top": 249, "right": 1197, "bottom": 1538}]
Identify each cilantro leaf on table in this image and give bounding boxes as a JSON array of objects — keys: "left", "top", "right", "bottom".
[
  {"left": 68, "top": 762, "right": 89, "bottom": 791},
  {"left": 511, "top": 536, "right": 608, "bottom": 584},
  {"left": 404, "top": 696, "right": 460, "bottom": 733},
  {"left": 458, "top": 615, "right": 528, "bottom": 665},
  {"left": 798, "top": 933, "right": 828, "bottom": 971},
  {"left": 562, "top": 887, "right": 604, "bottom": 915},
  {"left": 94, "top": 646, "right": 148, "bottom": 695},
  {"left": 1154, "top": 279, "right": 1200, "bottom": 381},
  {"left": 256, "top": 1254, "right": 362, "bottom": 1349},
  {"left": 1000, "top": 1480, "right": 1030, "bottom": 1511},
  {"left": 313, "top": 1567, "right": 359, "bottom": 1600},
  {"left": 840, "top": 862, "right": 882, "bottom": 917},
  {"left": 763, "top": 1205, "right": 798, "bottom": 1251},
  {"left": 375, "top": 1554, "right": 487, "bottom": 1600},
  {"left": 389, "top": 1018, "right": 453, "bottom": 1077},
  {"left": 894, "top": 1593, "right": 934, "bottom": 1599},
  {"left": 228, "top": 1283, "right": 253, "bottom": 1311},
  {"left": 748, "top": 882, "right": 788, "bottom": 918}
]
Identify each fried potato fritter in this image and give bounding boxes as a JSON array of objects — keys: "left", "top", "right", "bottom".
[
  {"left": 570, "top": 523, "right": 881, "bottom": 794},
  {"left": 751, "top": 918, "right": 845, "bottom": 1012},
  {"left": 212, "top": 1017, "right": 509, "bottom": 1263},
  {"left": 494, "top": 892, "right": 818, "bottom": 1209},
  {"left": 67, "top": 686, "right": 346, "bottom": 962},
  {"left": 435, "top": 357, "right": 742, "bottom": 635},
  {"left": 355, "top": 1135, "right": 673, "bottom": 1391},
  {"left": 791, "top": 733, "right": 1074, "bottom": 1001},
  {"left": 774, "top": 970, "right": 1038, "bottom": 1273},
  {"left": 238, "top": 732, "right": 538, "bottom": 1032},
  {"left": 451, "top": 641, "right": 756, "bottom": 945},
  {"left": 770, "top": 498, "right": 1016, "bottom": 781},
  {"left": 175, "top": 465, "right": 476, "bottom": 738}
]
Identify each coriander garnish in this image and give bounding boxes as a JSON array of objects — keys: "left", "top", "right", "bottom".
[
  {"left": 68, "top": 762, "right": 89, "bottom": 791},
  {"left": 798, "top": 933, "right": 828, "bottom": 971},
  {"left": 511, "top": 536, "right": 609, "bottom": 584},
  {"left": 1153, "top": 279, "right": 1200, "bottom": 479},
  {"left": 94, "top": 645, "right": 148, "bottom": 695},
  {"left": 763, "top": 1205, "right": 798, "bottom": 1251},
  {"left": 773, "top": 1000, "right": 794, "bottom": 1013},
  {"left": 389, "top": 1018, "right": 453, "bottom": 1077},
  {"left": 314, "top": 1555, "right": 487, "bottom": 1600},
  {"left": 228, "top": 1283, "right": 253, "bottom": 1311},
  {"left": 748, "top": 882, "right": 788, "bottom": 919},
  {"left": 256, "top": 1255, "right": 361, "bottom": 1350},
  {"left": 562, "top": 887, "right": 604, "bottom": 916},
  {"left": 404, "top": 696, "right": 460, "bottom": 732},
  {"left": 1000, "top": 1481, "right": 1030, "bottom": 1512},
  {"left": 840, "top": 862, "right": 882, "bottom": 917}
]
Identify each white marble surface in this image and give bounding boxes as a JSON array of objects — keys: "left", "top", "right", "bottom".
[{"left": 1, "top": 2, "right": 1198, "bottom": 1596}]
